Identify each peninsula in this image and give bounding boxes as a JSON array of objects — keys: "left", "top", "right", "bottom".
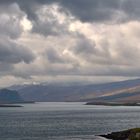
[
  {"left": 86, "top": 102, "right": 140, "bottom": 106},
  {"left": 100, "top": 128, "right": 140, "bottom": 140}
]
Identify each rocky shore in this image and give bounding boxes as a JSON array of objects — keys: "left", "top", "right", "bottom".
[{"left": 100, "top": 128, "right": 140, "bottom": 140}]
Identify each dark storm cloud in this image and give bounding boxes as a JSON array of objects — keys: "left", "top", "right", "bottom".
[
  {"left": 1, "top": 0, "right": 140, "bottom": 22},
  {"left": 38, "top": 0, "right": 140, "bottom": 22},
  {"left": 50, "top": 0, "right": 140, "bottom": 22},
  {"left": 57, "top": 0, "right": 140, "bottom": 22},
  {"left": 0, "top": 39, "right": 35, "bottom": 64},
  {"left": 31, "top": 4, "right": 69, "bottom": 37},
  {"left": 58, "top": 0, "right": 122, "bottom": 22}
]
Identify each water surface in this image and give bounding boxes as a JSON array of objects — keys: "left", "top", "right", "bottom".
[{"left": 0, "top": 102, "right": 140, "bottom": 140}]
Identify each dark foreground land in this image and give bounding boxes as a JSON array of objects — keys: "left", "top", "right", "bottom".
[{"left": 100, "top": 128, "right": 140, "bottom": 140}]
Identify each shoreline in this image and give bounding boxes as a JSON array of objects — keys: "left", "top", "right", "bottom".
[
  {"left": 99, "top": 128, "right": 140, "bottom": 140},
  {"left": 86, "top": 102, "right": 140, "bottom": 106},
  {"left": 0, "top": 101, "right": 35, "bottom": 107}
]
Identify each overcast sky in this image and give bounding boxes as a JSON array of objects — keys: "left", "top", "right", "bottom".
[{"left": 0, "top": 0, "right": 140, "bottom": 87}]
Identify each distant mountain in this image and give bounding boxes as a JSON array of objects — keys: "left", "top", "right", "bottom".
[
  {"left": 8, "top": 79, "right": 140, "bottom": 102},
  {"left": 0, "top": 89, "right": 23, "bottom": 104},
  {"left": 91, "top": 85, "right": 140, "bottom": 103}
]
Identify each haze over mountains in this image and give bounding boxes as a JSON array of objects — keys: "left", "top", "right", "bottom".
[{"left": 8, "top": 79, "right": 140, "bottom": 103}]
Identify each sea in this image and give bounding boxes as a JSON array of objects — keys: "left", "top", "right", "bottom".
[{"left": 0, "top": 102, "right": 140, "bottom": 140}]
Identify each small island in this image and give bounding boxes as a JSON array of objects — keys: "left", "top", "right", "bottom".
[
  {"left": 0, "top": 104, "right": 22, "bottom": 107},
  {"left": 100, "top": 128, "right": 140, "bottom": 140}
]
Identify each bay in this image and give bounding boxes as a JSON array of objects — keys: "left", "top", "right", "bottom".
[{"left": 0, "top": 102, "right": 140, "bottom": 140}]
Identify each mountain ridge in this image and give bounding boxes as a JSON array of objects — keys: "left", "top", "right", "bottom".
[{"left": 7, "top": 78, "right": 140, "bottom": 102}]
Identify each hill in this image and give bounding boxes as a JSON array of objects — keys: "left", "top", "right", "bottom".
[
  {"left": 8, "top": 79, "right": 140, "bottom": 102},
  {"left": 0, "top": 89, "right": 23, "bottom": 104}
]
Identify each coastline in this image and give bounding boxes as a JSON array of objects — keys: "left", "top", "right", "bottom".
[
  {"left": 99, "top": 128, "right": 140, "bottom": 140},
  {"left": 0, "top": 101, "right": 35, "bottom": 107},
  {"left": 86, "top": 102, "right": 140, "bottom": 106}
]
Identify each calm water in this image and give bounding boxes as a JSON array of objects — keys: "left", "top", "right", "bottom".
[{"left": 0, "top": 102, "right": 140, "bottom": 140}]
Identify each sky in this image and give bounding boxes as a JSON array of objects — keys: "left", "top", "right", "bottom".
[{"left": 0, "top": 0, "right": 140, "bottom": 87}]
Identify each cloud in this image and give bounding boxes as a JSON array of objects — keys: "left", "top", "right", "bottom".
[
  {"left": 0, "top": 2, "right": 35, "bottom": 79},
  {"left": 51, "top": 0, "right": 140, "bottom": 22},
  {"left": 0, "top": 38, "right": 35, "bottom": 64},
  {"left": 1, "top": 0, "right": 140, "bottom": 23},
  {"left": 31, "top": 4, "right": 72, "bottom": 37},
  {"left": 45, "top": 48, "right": 65, "bottom": 63},
  {"left": 0, "top": 3, "right": 35, "bottom": 71},
  {"left": 70, "top": 35, "right": 96, "bottom": 56},
  {"left": 0, "top": 1, "right": 140, "bottom": 87},
  {"left": 0, "top": 3, "right": 25, "bottom": 39},
  {"left": 15, "top": 20, "right": 140, "bottom": 78}
]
